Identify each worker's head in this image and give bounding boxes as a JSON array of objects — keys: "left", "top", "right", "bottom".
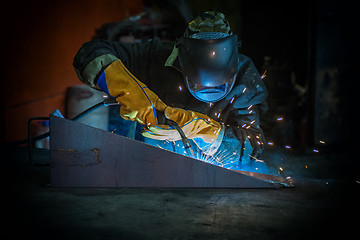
[{"left": 178, "top": 11, "right": 239, "bottom": 103}]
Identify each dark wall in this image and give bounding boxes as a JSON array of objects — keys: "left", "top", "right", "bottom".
[
  {"left": 312, "top": 0, "right": 357, "bottom": 147},
  {"left": 239, "top": 0, "right": 357, "bottom": 150}
]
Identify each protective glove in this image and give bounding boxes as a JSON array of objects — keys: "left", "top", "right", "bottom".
[
  {"left": 233, "top": 125, "right": 265, "bottom": 161},
  {"left": 142, "top": 107, "right": 225, "bottom": 155},
  {"left": 96, "top": 59, "right": 167, "bottom": 126}
]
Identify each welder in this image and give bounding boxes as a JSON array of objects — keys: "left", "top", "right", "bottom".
[{"left": 73, "top": 11, "right": 269, "bottom": 171}]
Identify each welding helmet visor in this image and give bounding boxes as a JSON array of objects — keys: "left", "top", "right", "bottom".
[{"left": 178, "top": 33, "right": 239, "bottom": 103}]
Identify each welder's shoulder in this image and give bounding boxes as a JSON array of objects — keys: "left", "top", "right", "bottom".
[
  {"left": 237, "top": 54, "right": 262, "bottom": 79},
  {"left": 238, "top": 54, "right": 256, "bottom": 70},
  {"left": 73, "top": 39, "right": 120, "bottom": 87},
  {"left": 73, "top": 40, "right": 118, "bottom": 74},
  {"left": 73, "top": 38, "right": 174, "bottom": 87},
  {"left": 73, "top": 38, "right": 174, "bottom": 69}
]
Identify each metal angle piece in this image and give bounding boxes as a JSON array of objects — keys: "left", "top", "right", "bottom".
[{"left": 50, "top": 114, "right": 279, "bottom": 188}]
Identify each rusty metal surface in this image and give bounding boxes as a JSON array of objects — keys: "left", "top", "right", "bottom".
[{"left": 50, "top": 114, "right": 279, "bottom": 188}]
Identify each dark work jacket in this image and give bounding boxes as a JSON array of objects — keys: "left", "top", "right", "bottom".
[{"left": 73, "top": 38, "right": 269, "bottom": 167}]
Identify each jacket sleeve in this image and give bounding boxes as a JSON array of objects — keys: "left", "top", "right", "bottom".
[{"left": 73, "top": 39, "right": 162, "bottom": 89}]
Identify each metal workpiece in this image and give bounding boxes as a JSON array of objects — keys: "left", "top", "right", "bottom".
[{"left": 50, "top": 114, "right": 281, "bottom": 188}]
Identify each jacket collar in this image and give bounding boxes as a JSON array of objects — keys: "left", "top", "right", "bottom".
[{"left": 164, "top": 45, "right": 182, "bottom": 72}]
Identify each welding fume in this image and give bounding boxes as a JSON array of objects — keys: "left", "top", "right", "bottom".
[{"left": 73, "top": 11, "right": 273, "bottom": 174}]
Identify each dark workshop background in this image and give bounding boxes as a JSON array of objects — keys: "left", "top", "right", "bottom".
[
  {"left": 1, "top": 0, "right": 143, "bottom": 142},
  {"left": 2, "top": 0, "right": 358, "bottom": 154}
]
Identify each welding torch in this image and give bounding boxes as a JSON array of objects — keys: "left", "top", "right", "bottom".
[{"left": 164, "top": 118, "right": 196, "bottom": 159}]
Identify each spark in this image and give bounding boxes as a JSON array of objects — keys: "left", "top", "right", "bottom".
[
  {"left": 267, "top": 142, "right": 274, "bottom": 146},
  {"left": 230, "top": 97, "right": 235, "bottom": 104},
  {"left": 195, "top": 147, "right": 237, "bottom": 169},
  {"left": 242, "top": 87, "right": 247, "bottom": 93},
  {"left": 319, "top": 140, "right": 326, "bottom": 144},
  {"left": 305, "top": 165, "right": 308, "bottom": 168},
  {"left": 241, "top": 123, "right": 246, "bottom": 128},
  {"left": 261, "top": 70, "right": 267, "bottom": 79},
  {"left": 179, "top": 85, "right": 182, "bottom": 91},
  {"left": 277, "top": 117, "right": 284, "bottom": 121},
  {"left": 247, "top": 105, "right": 253, "bottom": 110},
  {"left": 279, "top": 167, "right": 284, "bottom": 171},
  {"left": 111, "top": 128, "right": 117, "bottom": 133},
  {"left": 246, "top": 125, "right": 251, "bottom": 129},
  {"left": 209, "top": 102, "right": 213, "bottom": 107},
  {"left": 285, "top": 145, "right": 291, "bottom": 149},
  {"left": 248, "top": 154, "right": 264, "bottom": 162},
  {"left": 313, "top": 149, "right": 319, "bottom": 153},
  {"left": 250, "top": 120, "right": 255, "bottom": 124},
  {"left": 156, "top": 144, "right": 165, "bottom": 150}
]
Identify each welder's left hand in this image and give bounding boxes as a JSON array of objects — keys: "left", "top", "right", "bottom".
[
  {"left": 233, "top": 126, "right": 266, "bottom": 160},
  {"left": 142, "top": 107, "right": 224, "bottom": 155}
]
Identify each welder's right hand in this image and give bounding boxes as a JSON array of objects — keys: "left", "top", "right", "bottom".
[
  {"left": 142, "top": 107, "right": 225, "bottom": 155},
  {"left": 96, "top": 59, "right": 167, "bottom": 126}
]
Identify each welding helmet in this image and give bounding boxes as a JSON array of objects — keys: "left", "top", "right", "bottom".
[{"left": 178, "top": 32, "right": 239, "bottom": 103}]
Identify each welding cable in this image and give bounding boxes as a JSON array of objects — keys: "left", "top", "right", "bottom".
[
  {"left": 70, "top": 97, "right": 120, "bottom": 121},
  {"left": 70, "top": 101, "right": 106, "bottom": 121}
]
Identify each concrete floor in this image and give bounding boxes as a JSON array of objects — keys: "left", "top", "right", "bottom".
[{"left": 4, "top": 146, "right": 359, "bottom": 240}]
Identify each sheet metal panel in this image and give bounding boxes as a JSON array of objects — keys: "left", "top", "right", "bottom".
[{"left": 50, "top": 114, "right": 278, "bottom": 188}]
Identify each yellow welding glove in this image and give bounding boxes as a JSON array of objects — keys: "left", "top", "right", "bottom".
[
  {"left": 142, "top": 107, "right": 225, "bottom": 155},
  {"left": 96, "top": 59, "right": 167, "bottom": 126}
]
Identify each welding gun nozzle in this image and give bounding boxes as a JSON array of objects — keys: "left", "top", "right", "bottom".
[{"left": 164, "top": 118, "right": 196, "bottom": 158}]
